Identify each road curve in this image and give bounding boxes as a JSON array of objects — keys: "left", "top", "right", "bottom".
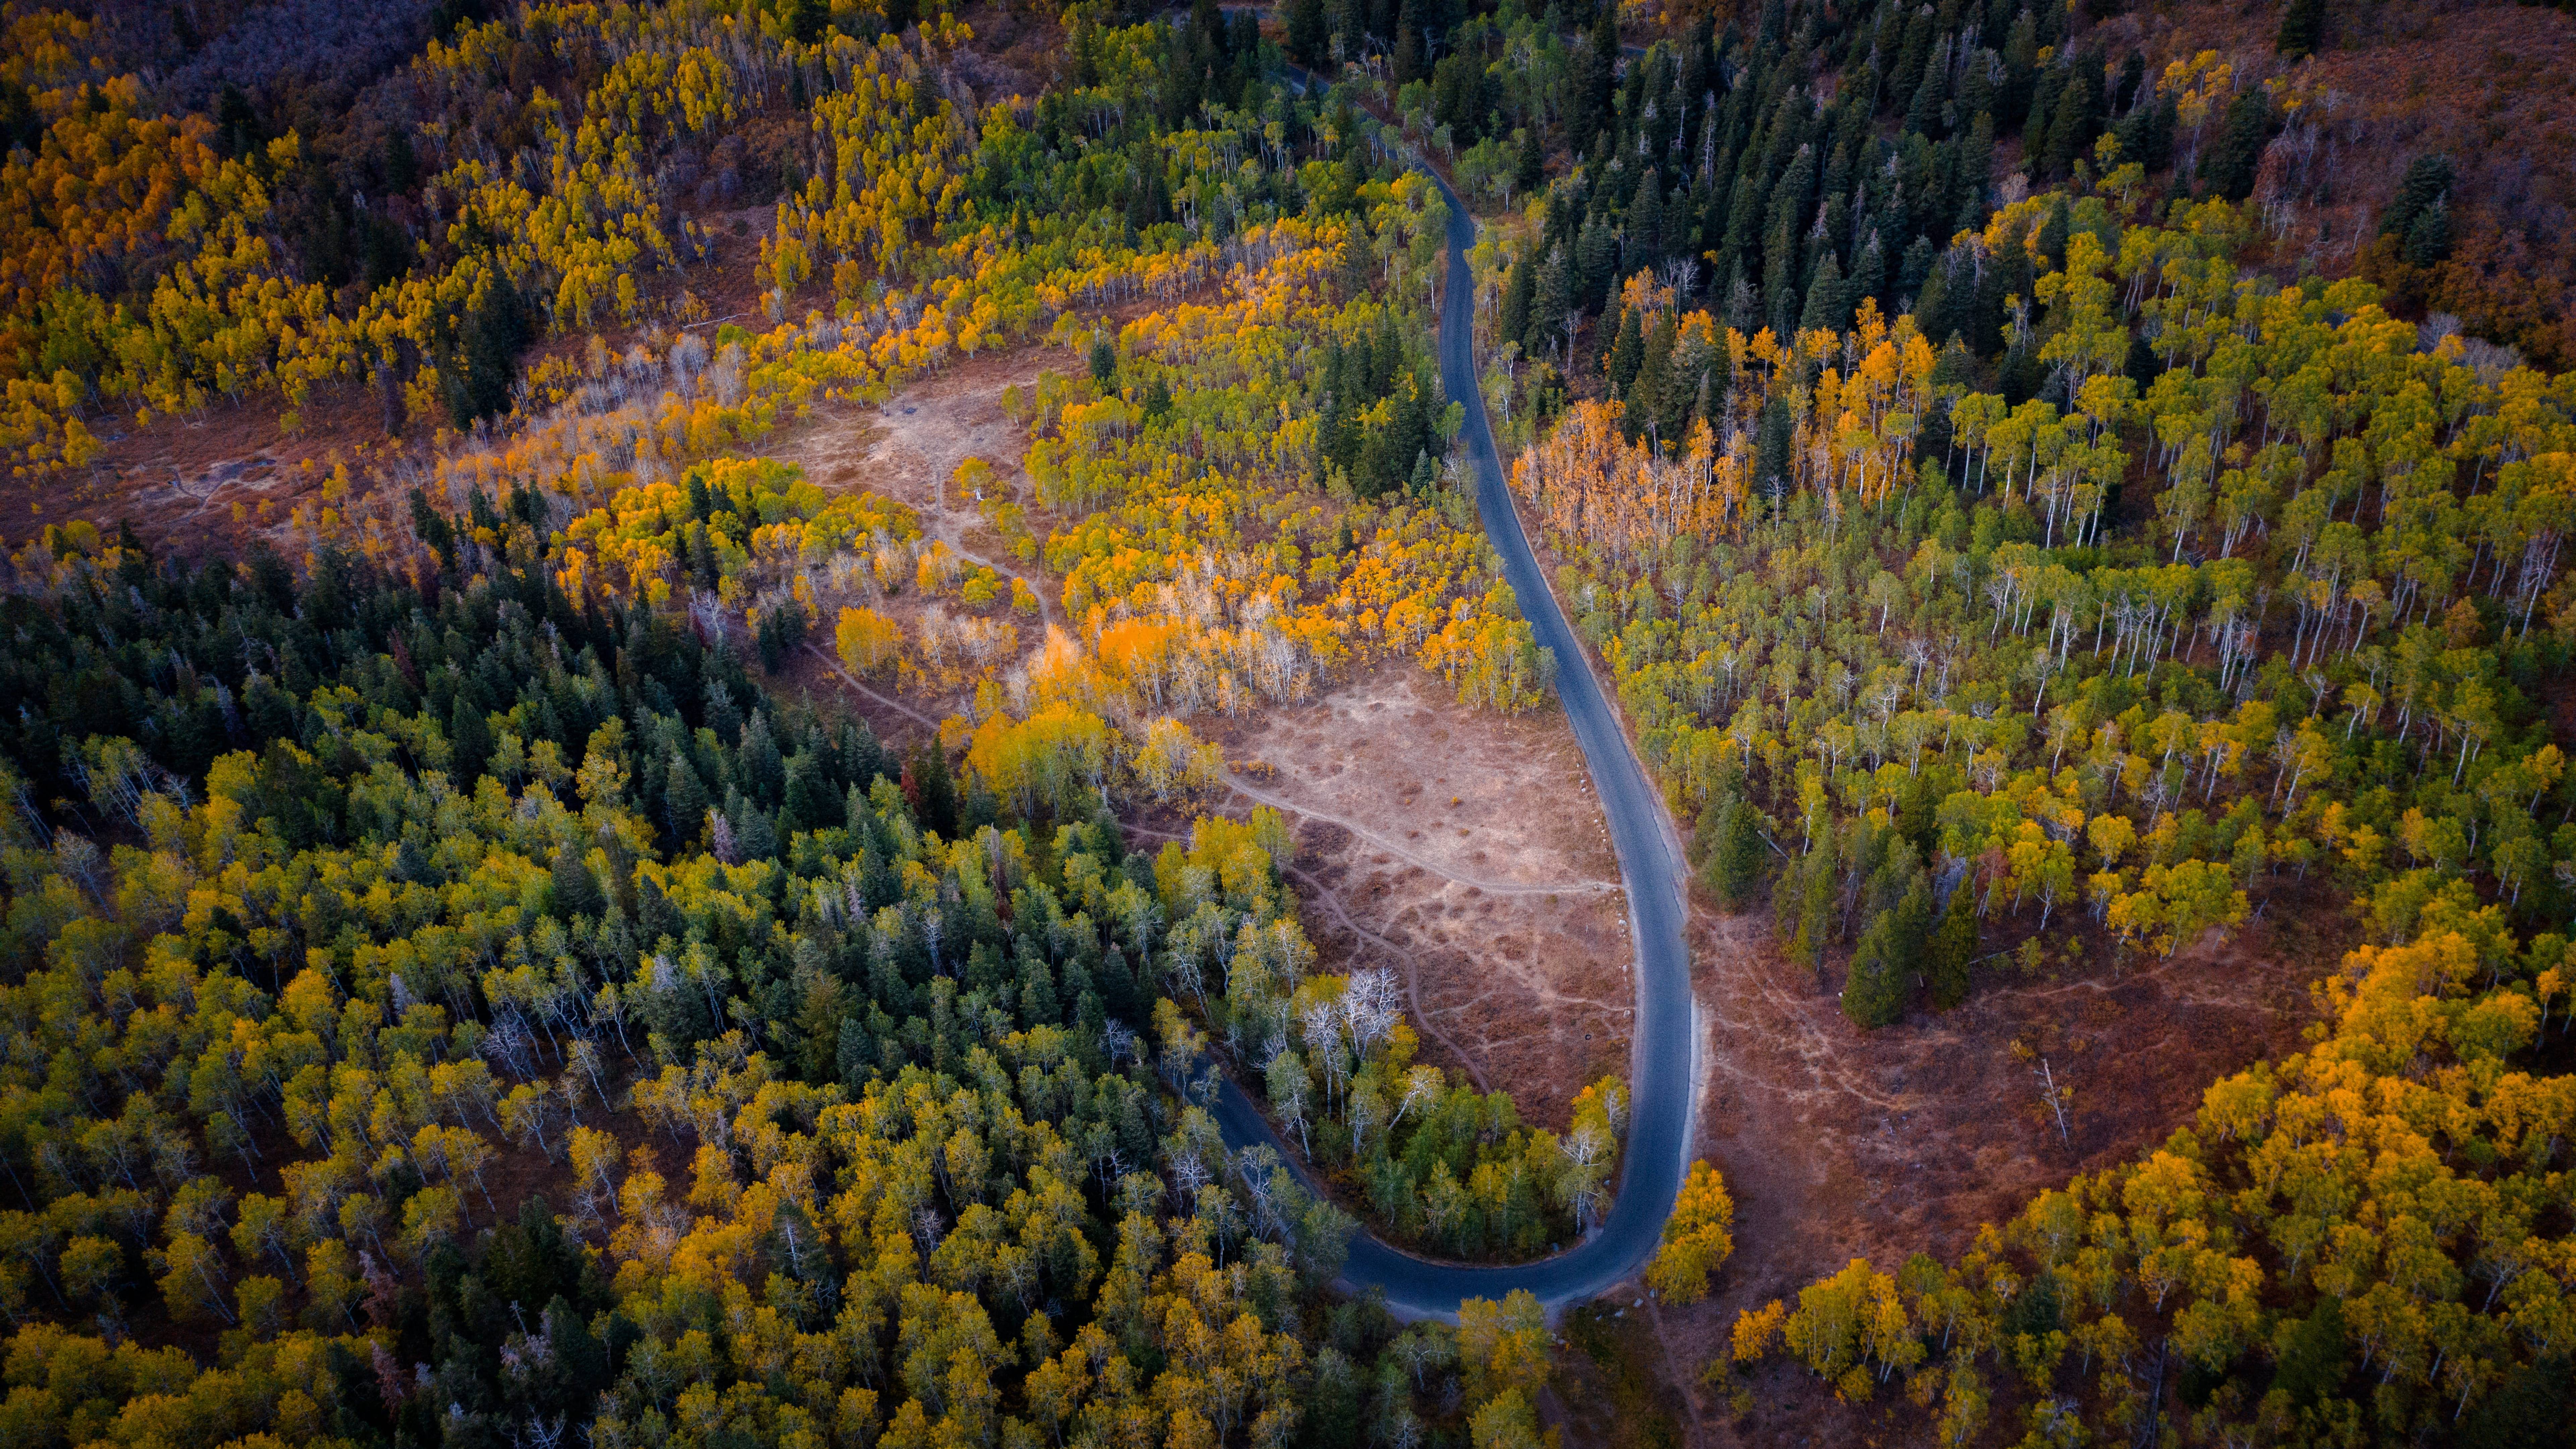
[{"left": 1204, "top": 160, "right": 1699, "bottom": 1317}]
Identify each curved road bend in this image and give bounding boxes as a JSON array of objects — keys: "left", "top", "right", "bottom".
[{"left": 1204, "top": 161, "right": 1699, "bottom": 1317}]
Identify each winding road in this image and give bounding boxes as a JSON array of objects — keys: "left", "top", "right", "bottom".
[{"left": 1205, "top": 161, "right": 1700, "bottom": 1316}]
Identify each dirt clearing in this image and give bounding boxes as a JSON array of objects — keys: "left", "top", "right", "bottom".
[
  {"left": 1597, "top": 882, "right": 2343, "bottom": 1445},
  {"left": 1189, "top": 664, "right": 1634, "bottom": 1131}
]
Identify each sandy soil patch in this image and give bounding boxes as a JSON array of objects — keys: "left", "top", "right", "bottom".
[{"left": 1190, "top": 664, "right": 1635, "bottom": 1131}]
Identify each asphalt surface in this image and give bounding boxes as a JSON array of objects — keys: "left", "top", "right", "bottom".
[{"left": 1205, "top": 162, "right": 1699, "bottom": 1317}]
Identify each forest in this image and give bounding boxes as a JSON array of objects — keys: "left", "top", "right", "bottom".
[
  {"left": 0, "top": 2, "right": 1645, "bottom": 1449},
  {"left": 6, "top": 0, "right": 2576, "bottom": 1444},
  {"left": 1451, "top": 1, "right": 2576, "bottom": 1443}
]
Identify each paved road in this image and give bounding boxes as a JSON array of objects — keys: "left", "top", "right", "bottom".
[{"left": 1206, "top": 160, "right": 1699, "bottom": 1317}]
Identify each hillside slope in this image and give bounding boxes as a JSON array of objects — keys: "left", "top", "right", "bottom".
[{"left": 2063, "top": 0, "right": 2576, "bottom": 365}]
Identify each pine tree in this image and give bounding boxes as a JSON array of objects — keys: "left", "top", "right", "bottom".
[
  {"left": 1789, "top": 832, "right": 1836, "bottom": 973},
  {"left": 1841, "top": 911, "right": 1908, "bottom": 1028},
  {"left": 2040, "top": 72, "right": 2095, "bottom": 179},
  {"left": 550, "top": 841, "right": 604, "bottom": 919},
  {"left": 448, "top": 695, "right": 493, "bottom": 783},
  {"left": 1499, "top": 257, "right": 1535, "bottom": 354},
  {"left": 2403, "top": 197, "right": 2451, "bottom": 267},
  {"left": 1286, "top": 0, "right": 1327, "bottom": 66},
  {"left": 1928, "top": 875, "right": 1978, "bottom": 1010},
  {"left": 835, "top": 1017, "right": 875, "bottom": 1088},
  {"left": 2198, "top": 90, "right": 2275, "bottom": 202},
  {"left": 740, "top": 711, "right": 785, "bottom": 807},
  {"left": 1755, "top": 395, "right": 1794, "bottom": 496},
  {"left": 1953, "top": 111, "right": 1996, "bottom": 230},
  {"left": 703, "top": 673, "right": 743, "bottom": 743},
  {"left": 1575, "top": 215, "right": 1617, "bottom": 312},
  {"left": 2276, "top": 0, "right": 2328, "bottom": 61},
  {"left": 1703, "top": 794, "right": 1766, "bottom": 909},
  {"left": 663, "top": 752, "right": 708, "bottom": 841},
  {"left": 1850, "top": 231, "right": 1886, "bottom": 316},
  {"left": 1532, "top": 247, "right": 1574, "bottom": 357},
  {"left": 908, "top": 743, "right": 959, "bottom": 838},
  {"left": 447, "top": 273, "right": 533, "bottom": 427},
  {"left": 1797, "top": 251, "right": 1846, "bottom": 333},
  {"left": 734, "top": 795, "right": 779, "bottom": 861},
  {"left": 2000, "top": 11, "right": 2040, "bottom": 128},
  {"left": 1606, "top": 305, "right": 1644, "bottom": 397},
  {"left": 1629, "top": 178, "right": 1666, "bottom": 271},
  {"left": 1568, "top": 15, "right": 1617, "bottom": 157},
  {"left": 1636, "top": 313, "right": 1677, "bottom": 442},
  {"left": 782, "top": 752, "right": 842, "bottom": 834},
  {"left": 2381, "top": 154, "right": 2454, "bottom": 240}
]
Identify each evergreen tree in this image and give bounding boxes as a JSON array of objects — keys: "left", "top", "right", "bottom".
[
  {"left": 1606, "top": 304, "right": 1644, "bottom": 397},
  {"left": 1850, "top": 230, "right": 1886, "bottom": 316},
  {"left": 393, "top": 833, "right": 438, "bottom": 886},
  {"left": 841, "top": 718, "right": 886, "bottom": 788},
  {"left": 1898, "top": 234, "right": 1937, "bottom": 306},
  {"left": 2023, "top": 63, "right": 2062, "bottom": 175},
  {"left": 1532, "top": 246, "right": 1574, "bottom": 357},
  {"left": 2113, "top": 92, "right": 2176, "bottom": 174},
  {"left": 1575, "top": 214, "right": 1617, "bottom": 311},
  {"left": 2403, "top": 197, "right": 2452, "bottom": 268},
  {"left": 663, "top": 752, "right": 708, "bottom": 842},
  {"left": 2381, "top": 154, "right": 2455, "bottom": 240},
  {"left": 781, "top": 751, "right": 842, "bottom": 834},
  {"left": 448, "top": 694, "right": 493, "bottom": 784},
  {"left": 550, "top": 840, "right": 604, "bottom": 920},
  {"left": 1286, "top": 0, "right": 1328, "bottom": 66},
  {"left": 1499, "top": 256, "right": 1535, "bottom": 354},
  {"left": 740, "top": 710, "right": 785, "bottom": 807},
  {"left": 1787, "top": 827, "right": 1836, "bottom": 972},
  {"left": 835, "top": 1016, "right": 874, "bottom": 1088},
  {"left": 2276, "top": 0, "right": 2328, "bottom": 61},
  {"left": 2000, "top": 11, "right": 2040, "bottom": 127},
  {"left": 730, "top": 789, "right": 779, "bottom": 861},
  {"left": 2039, "top": 71, "right": 2095, "bottom": 178},
  {"left": 1928, "top": 874, "right": 1978, "bottom": 1010},
  {"left": 1703, "top": 794, "right": 1767, "bottom": 909},
  {"left": 446, "top": 273, "right": 533, "bottom": 427},
  {"left": 1901, "top": 37, "right": 1947, "bottom": 138},
  {"left": 1953, "top": 110, "right": 1996, "bottom": 230},
  {"left": 638, "top": 871, "right": 682, "bottom": 948},
  {"left": 2198, "top": 89, "right": 2275, "bottom": 202},
  {"left": 1841, "top": 911, "right": 1908, "bottom": 1027},
  {"left": 1636, "top": 313, "right": 1679, "bottom": 442},
  {"left": 1568, "top": 13, "right": 1618, "bottom": 157},
  {"left": 1515, "top": 125, "right": 1545, "bottom": 195},
  {"left": 2035, "top": 196, "right": 2070, "bottom": 273},
  {"left": 1755, "top": 394, "right": 1795, "bottom": 496},
  {"left": 1797, "top": 250, "right": 1846, "bottom": 333},
  {"left": 2125, "top": 328, "right": 2160, "bottom": 392},
  {"left": 908, "top": 742, "right": 959, "bottom": 838},
  {"left": 702, "top": 672, "right": 742, "bottom": 743},
  {"left": 1629, "top": 178, "right": 1665, "bottom": 272}
]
